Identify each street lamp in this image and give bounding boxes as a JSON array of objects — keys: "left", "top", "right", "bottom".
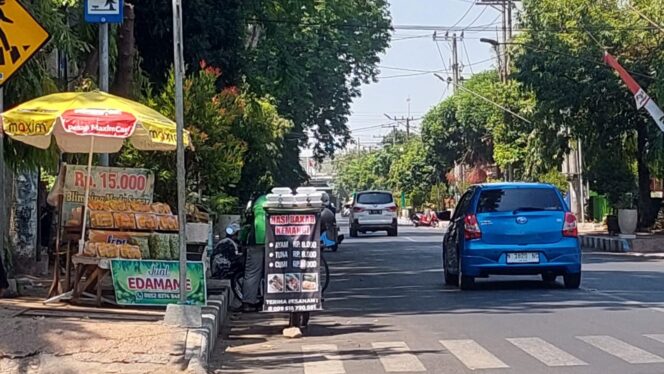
[{"left": 480, "top": 38, "right": 504, "bottom": 82}]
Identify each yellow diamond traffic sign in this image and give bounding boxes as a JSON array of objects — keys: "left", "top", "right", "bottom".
[{"left": 0, "top": 0, "right": 50, "bottom": 86}]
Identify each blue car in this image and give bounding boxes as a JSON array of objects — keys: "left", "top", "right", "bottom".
[{"left": 442, "top": 183, "right": 582, "bottom": 290}]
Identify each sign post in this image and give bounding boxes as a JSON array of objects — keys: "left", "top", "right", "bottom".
[
  {"left": 0, "top": 0, "right": 50, "bottom": 277},
  {"left": 84, "top": 0, "right": 123, "bottom": 167}
]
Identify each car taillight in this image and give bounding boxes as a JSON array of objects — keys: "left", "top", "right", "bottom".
[
  {"left": 353, "top": 207, "right": 365, "bottom": 213},
  {"left": 387, "top": 206, "right": 397, "bottom": 212},
  {"left": 464, "top": 214, "right": 481, "bottom": 240},
  {"left": 563, "top": 212, "right": 578, "bottom": 237}
]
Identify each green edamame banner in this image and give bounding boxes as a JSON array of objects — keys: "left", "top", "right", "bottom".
[{"left": 110, "top": 259, "right": 206, "bottom": 306}]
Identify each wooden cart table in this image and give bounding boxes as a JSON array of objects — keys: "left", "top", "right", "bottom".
[{"left": 70, "top": 255, "right": 117, "bottom": 307}]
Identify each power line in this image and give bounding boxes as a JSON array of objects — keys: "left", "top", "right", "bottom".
[
  {"left": 379, "top": 65, "right": 451, "bottom": 74},
  {"left": 462, "top": 39, "right": 475, "bottom": 74},
  {"left": 450, "top": 1, "right": 476, "bottom": 30},
  {"left": 461, "top": 5, "right": 489, "bottom": 31}
]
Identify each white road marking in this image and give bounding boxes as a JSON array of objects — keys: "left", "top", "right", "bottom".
[
  {"left": 404, "top": 237, "right": 417, "bottom": 242},
  {"left": 440, "top": 339, "right": 510, "bottom": 370},
  {"left": 507, "top": 337, "right": 587, "bottom": 367},
  {"left": 302, "top": 344, "right": 346, "bottom": 374},
  {"left": 578, "top": 335, "right": 664, "bottom": 364},
  {"left": 372, "top": 341, "right": 426, "bottom": 372},
  {"left": 582, "top": 287, "right": 664, "bottom": 314},
  {"left": 645, "top": 334, "right": 664, "bottom": 344}
]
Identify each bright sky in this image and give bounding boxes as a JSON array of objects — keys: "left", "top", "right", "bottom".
[
  {"left": 348, "top": 0, "right": 504, "bottom": 147},
  {"left": 302, "top": 0, "right": 505, "bottom": 158}
]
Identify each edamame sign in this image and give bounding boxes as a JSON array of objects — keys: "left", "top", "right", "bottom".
[{"left": 110, "top": 260, "right": 206, "bottom": 306}]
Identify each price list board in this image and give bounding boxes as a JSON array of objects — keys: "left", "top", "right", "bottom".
[{"left": 263, "top": 210, "right": 322, "bottom": 312}]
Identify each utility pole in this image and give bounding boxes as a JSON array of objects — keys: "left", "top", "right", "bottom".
[
  {"left": 172, "top": 0, "right": 187, "bottom": 304},
  {"left": 433, "top": 33, "right": 463, "bottom": 92},
  {"left": 452, "top": 33, "right": 460, "bottom": 90},
  {"left": 99, "top": 23, "right": 110, "bottom": 167}
]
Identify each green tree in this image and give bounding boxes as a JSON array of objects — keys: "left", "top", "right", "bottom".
[
  {"left": 513, "top": 0, "right": 664, "bottom": 227},
  {"left": 245, "top": 0, "right": 392, "bottom": 161}
]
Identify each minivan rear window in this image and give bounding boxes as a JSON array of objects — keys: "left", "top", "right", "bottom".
[
  {"left": 477, "top": 188, "right": 563, "bottom": 213},
  {"left": 357, "top": 192, "right": 393, "bottom": 205}
]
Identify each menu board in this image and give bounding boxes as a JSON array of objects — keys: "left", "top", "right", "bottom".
[{"left": 263, "top": 210, "right": 322, "bottom": 312}]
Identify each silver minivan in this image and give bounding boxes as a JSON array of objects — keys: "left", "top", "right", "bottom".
[{"left": 349, "top": 191, "right": 398, "bottom": 237}]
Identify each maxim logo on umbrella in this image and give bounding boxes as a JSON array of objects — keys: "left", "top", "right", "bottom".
[{"left": 6, "top": 120, "right": 48, "bottom": 135}]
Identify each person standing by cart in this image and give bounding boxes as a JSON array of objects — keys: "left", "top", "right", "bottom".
[{"left": 240, "top": 194, "right": 267, "bottom": 312}]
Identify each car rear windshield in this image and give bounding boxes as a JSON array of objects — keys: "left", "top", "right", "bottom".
[
  {"left": 357, "top": 193, "right": 393, "bottom": 205},
  {"left": 477, "top": 188, "right": 563, "bottom": 213}
]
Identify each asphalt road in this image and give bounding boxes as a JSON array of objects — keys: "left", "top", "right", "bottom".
[{"left": 210, "top": 224, "right": 664, "bottom": 374}]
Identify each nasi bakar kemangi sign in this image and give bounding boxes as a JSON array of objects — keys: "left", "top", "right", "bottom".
[{"left": 264, "top": 212, "right": 322, "bottom": 312}]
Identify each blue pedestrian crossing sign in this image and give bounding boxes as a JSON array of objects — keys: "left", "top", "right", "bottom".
[{"left": 85, "top": 0, "right": 124, "bottom": 23}]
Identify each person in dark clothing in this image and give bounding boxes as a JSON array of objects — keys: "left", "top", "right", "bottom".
[{"left": 0, "top": 253, "right": 9, "bottom": 296}]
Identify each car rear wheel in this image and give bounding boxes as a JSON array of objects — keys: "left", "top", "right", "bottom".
[
  {"left": 542, "top": 273, "right": 557, "bottom": 283},
  {"left": 443, "top": 251, "right": 458, "bottom": 286},
  {"left": 563, "top": 273, "right": 581, "bottom": 289},
  {"left": 388, "top": 225, "right": 398, "bottom": 237},
  {"left": 457, "top": 255, "right": 475, "bottom": 290}
]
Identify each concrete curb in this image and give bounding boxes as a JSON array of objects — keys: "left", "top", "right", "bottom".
[
  {"left": 580, "top": 235, "right": 631, "bottom": 252},
  {"left": 185, "top": 282, "right": 232, "bottom": 373}
]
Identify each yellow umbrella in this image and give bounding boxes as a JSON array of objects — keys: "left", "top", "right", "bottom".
[
  {"left": 0, "top": 90, "right": 192, "bottom": 253},
  {"left": 0, "top": 90, "right": 190, "bottom": 152}
]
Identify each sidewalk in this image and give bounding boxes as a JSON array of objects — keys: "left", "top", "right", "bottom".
[{"left": 0, "top": 310, "right": 189, "bottom": 374}]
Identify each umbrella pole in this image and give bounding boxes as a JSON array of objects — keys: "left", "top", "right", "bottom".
[{"left": 78, "top": 136, "right": 95, "bottom": 255}]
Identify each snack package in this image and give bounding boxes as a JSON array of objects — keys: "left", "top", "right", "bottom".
[
  {"left": 158, "top": 215, "right": 179, "bottom": 231},
  {"left": 109, "top": 200, "right": 129, "bottom": 212},
  {"left": 88, "top": 200, "right": 110, "bottom": 211},
  {"left": 149, "top": 233, "right": 171, "bottom": 260},
  {"left": 120, "top": 244, "right": 142, "bottom": 259},
  {"left": 88, "top": 230, "right": 132, "bottom": 244},
  {"left": 90, "top": 211, "right": 114, "bottom": 228},
  {"left": 151, "top": 203, "right": 172, "bottom": 215},
  {"left": 129, "top": 200, "right": 152, "bottom": 213},
  {"left": 83, "top": 242, "right": 98, "bottom": 257},
  {"left": 113, "top": 213, "right": 137, "bottom": 230},
  {"left": 169, "top": 234, "right": 180, "bottom": 260},
  {"left": 97, "top": 243, "right": 119, "bottom": 258},
  {"left": 135, "top": 213, "right": 158, "bottom": 230},
  {"left": 129, "top": 236, "right": 150, "bottom": 259}
]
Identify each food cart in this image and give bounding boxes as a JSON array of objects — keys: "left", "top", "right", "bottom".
[
  {"left": 263, "top": 187, "right": 324, "bottom": 327},
  {"left": 0, "top": 91, "right": 208, "bottom": 307}
]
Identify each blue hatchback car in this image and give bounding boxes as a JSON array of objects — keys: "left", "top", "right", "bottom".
[{"left": 442, "top": 183, "right": 582, "bottom": 290}]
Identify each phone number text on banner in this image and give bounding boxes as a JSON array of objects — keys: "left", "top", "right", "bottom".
[{"left": 264, "top": 212, "right": 322, "bottom": 312}]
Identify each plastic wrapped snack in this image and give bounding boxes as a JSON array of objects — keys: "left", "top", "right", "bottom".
[
  {"left": 135, "top": 213, "right": 159, "bottom": 230},
  {"left": 88, "top": 200, "right": 110, "bottom": 211},
  {"left": 151, "top": 203, "right": 172, "bottom": 215},
  {"left": 169, "top": 234, "right": 180, "bottom": 260},
  {"left": 129, "top": 200, "right": 152, "bottom": 213},
  {"left": 97, "top": 243, "right": 119, "bottom": 258},
  {"left": 83, "top": 242, "right": 98, "bottom": 257},
  {"left": 90, "top": 211, "right": 114, "bottom": 228},
  {"left": 109, "top": 200, "right": 129, "bottom": 212},
  {"left": 149, "top": 233, "right": 171, "bottom": 260},
  {"left": 120, "top": 244, "right": 142, "bottom": 259},
  {"left": 129, "top": 236, "right": 151, "bottom": 259},
  {"left": 158, "top": 215, "right": 179, "bottom": 231},
  {"left": 113, "top": 213, "right": 137, "bottom": 230}
]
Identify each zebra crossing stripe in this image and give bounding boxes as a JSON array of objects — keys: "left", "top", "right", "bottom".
[
  {"left": 440, "top": 339, "right": 509, "bottom": 370},
  {"left": 372, "top": 341, "right": 426, "bottom": 372},
  {"left": 645, "top": 334, "right": 664, "bottom": 345},
  {"left": 301, "top": 344, "right": 346, "bottom": 374},
  {"left": 507, "top": 337, "right": 587, "bottom": 367},
  {"left": 578, "top": 335, "right": 664, "bottom": 364}
]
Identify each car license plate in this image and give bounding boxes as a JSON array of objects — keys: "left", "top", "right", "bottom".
[
  {"left": 369, "top": 210, "right": 381, "bottom": 215},
  {"left": 507, "top": 252, "right": 539, "bottom": 264}
]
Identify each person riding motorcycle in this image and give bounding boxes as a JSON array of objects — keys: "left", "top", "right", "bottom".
[
  {"left": 320, "top": 192, "right": 343, "bottom": 250},
  {"left": 210, "top": 223, "right": 241, "bottom": 279}
]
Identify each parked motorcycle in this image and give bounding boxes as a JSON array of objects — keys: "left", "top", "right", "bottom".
[{"left": 411, "top": 212, "right": 439, "bottom": 228}]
